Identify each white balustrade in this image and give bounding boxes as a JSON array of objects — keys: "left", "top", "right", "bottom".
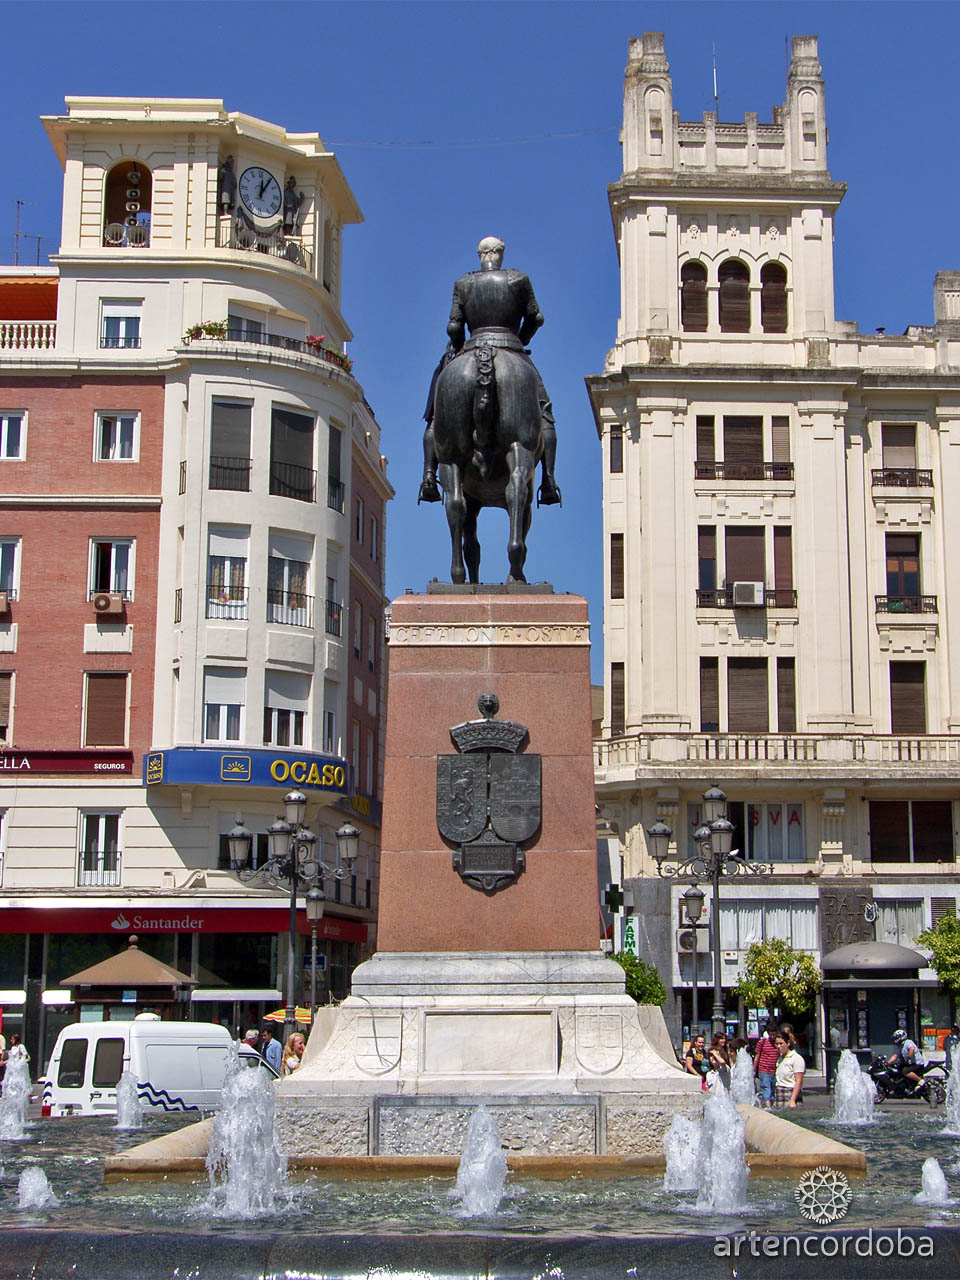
[{"left": 0, "top": 321, "right": 56, "bottom": 350}]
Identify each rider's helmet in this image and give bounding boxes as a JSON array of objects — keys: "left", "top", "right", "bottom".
[{"left": 892, "top": 1029, "right": 907, "bottom": 1044}]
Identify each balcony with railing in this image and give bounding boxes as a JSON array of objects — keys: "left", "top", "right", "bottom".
[
  {"left": 215, "top": 221, "right": 314, "bottom": 273},
  {"left": 0, "top": 321, "right": 56, "bottom": 351},
  {"left": 209, "top": 455, "right": 251, "bottom": 491},
  {"left": 872, "top": 468, "right": 933, "bottom": 488},
  {"left": 78, "top": 850, "right": 121, "bottom": 887},
  {"left": 327, "top": 476, "right": 345, "bottom": 513},
  {"left": 875, "top": 595, "right": 938, "bottom": 614},
  {"left": 596, "top": 731, "right": 960, "bottom": 774},
  {"left": 325, "top": 599, "right": 343, "bottom": 636},
  {"left": 206, "top": 585, "right": 249, "bottom": 621},
  {"left": 694, "top": 461, "right": 794, "bottom": 482},
  {"left": 266, "top": 589, "right": 314, "bottom": 629},
  {"left": 270, "top": 460, "right": 316, "bottom": 503},
  {"left": 696, "top": 587, "right": 797, "bottom": 608}
]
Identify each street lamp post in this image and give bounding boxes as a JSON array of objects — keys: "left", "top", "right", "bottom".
[
  {"left": 305, "top": 887, "right": 324, "bottom": 1019},
  {"left": 648, "top": 787, "right": 772, "bottom": 1040},
  {"left": 228, "top": 794, "right": 360, "bottom": 1044},
  {"left": 681, "top": 883, "right": 706, "bottom": 1038}
]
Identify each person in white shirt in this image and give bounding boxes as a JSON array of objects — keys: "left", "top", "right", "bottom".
[{"left": 773, "top": 1033, "right": 804, "bottom": 1108}]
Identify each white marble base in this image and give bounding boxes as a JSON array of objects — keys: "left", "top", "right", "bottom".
[{"left": 278, "top": 952, "right": 700, "bottom": 1155}]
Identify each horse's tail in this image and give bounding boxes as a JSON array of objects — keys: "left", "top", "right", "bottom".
[{"left": 472, "top": 343, "right": 496, "bottom": 478}]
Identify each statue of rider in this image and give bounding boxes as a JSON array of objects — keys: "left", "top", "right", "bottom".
[{"left": 418, "top": 236, "right": 561, "bottom": 506}]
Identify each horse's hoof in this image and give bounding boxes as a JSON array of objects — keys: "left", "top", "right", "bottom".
[
  {"left": 452, "top": 570, "right": 467, "bottom": 585},
  {"left": 506, "top": 573, "right": 528, "bottom": 585},
  {"left": 418, "top": 478, "right": 441, "bottom": 503}
]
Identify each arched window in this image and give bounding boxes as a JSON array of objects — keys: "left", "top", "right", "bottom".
[
  {"left": 718, "top": 259, "right": 750, "bottom": 333},
  {"left": 103, "top": 162, "right": 152, "bottom": 248},
  {"left": 680, "top": 261, "right": 708, "bottom": 332},
  {"left": 760, "top": 262, "right": 788, "bottom": 333}
]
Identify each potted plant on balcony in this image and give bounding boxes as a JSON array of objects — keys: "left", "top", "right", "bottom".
[
  {"left": 183, "top": 320, "right": 229, "bottom": 343},
  {"left": 305, "top": 334, "right": 353, "bottom": 375}
]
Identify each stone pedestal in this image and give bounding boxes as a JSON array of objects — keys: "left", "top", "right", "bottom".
[{"left": 282, "top": 588, "right": 700, "bottom": 1156}]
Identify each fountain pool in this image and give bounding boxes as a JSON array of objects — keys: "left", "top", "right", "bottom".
[{"left": 1, "top": 1102, "right": 959, "bottom": 1277}]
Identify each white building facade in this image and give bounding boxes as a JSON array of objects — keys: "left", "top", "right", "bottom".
[
  {"left": 0, "top": 99, "right": 390, "bottom": 1062},
  {"left": 588, "top": 36, "right": 960, "bottom": 1066}
]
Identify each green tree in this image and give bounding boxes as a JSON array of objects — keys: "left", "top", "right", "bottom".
[
  {"left": 915, "top": 913, "right": 960, "bottom": 999},
  {"left": 612, "top": 951, "right": 666, "bottom": 1006},
  {"left": 734, "top": 938, "right": 821, "bottom": 1018}
]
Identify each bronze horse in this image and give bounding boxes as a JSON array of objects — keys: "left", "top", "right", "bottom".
[{"left": 429, "top": 237, "right": 556, "bottom": 585}]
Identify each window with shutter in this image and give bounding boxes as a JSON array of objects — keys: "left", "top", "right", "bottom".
[
  {"left": 931, "top": 897, "right": 957, "bottom": 925},
  {"left": 777, "top": 657, "right": 796, "bottom": 732},
  {"left": 270, "top": 407, "right": 316, "bottom": 501},
  {"left": 727, "top": 658, "right": 768, "bottom": 733},
  {"left": 0, "top": 672, "right": 11, "bottom": 742},
  {"left": 911, "top": 801, "right": 952, "bottom": 863},
  {"left": 882, "top": 424, "right": 916, "bottom": 470},
  {"left": 869, "top": 801, "right": 909, "bottom": 862},
  {"left": 696, "top": 415, "right": 715, "bottom": 471},
  {"left": 700, "top": 657, "right": 719, "bottom": 732},
  {"left": 724, "top": 526, "right": 765, "bottom": 584},
  {"left": 610, "top": 533, "right": 624, "bottom": 599},
  {"left": 680, "top": 261, "right": 708, "bottom": 331},
  {"left": 84, "top": 673, "right": 127, "bottom": 747},
  {"left": 722, "top": 417, "right": 763, "bottom": 478},
  {"left": 773, "top": 527, "right": 793, "bottom": 605},
  {"left": 890, "top": 661, "right": 926, "bottom": 734},
  {"left": 209, "top": 401, "right": 252, "bottom": 491},
  {"left": 886, "top": 533, "right": 920, "bottom": 598},
  {"left": 718, "top": 260, "right": 750, "bottom": 332},
  {"left": 609, "top": 425, "right": 623, "bottom": 474},
  {"left": 610, "top": 663, "right": 625, "bottom": 735},
  {"left": 771, "top": 416, "right": 790, "bottom": 465},
  {"left": 760, "top": 262, "right": 788, "bottom": 333},
  {"left": 698, "top": 526, "right": 717, "bottom": 591}
]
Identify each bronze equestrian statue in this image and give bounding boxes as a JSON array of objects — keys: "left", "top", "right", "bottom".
[{"left": 420, "top": 236, "right": 560, "bottom": 584}]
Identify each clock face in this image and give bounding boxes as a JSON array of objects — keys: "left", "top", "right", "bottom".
[{"left": 238, "top": 166, "right": 282, "bottom": 218}]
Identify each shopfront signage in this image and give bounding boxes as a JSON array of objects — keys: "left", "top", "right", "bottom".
[
  {"left": 336, "top": 791, "right": 382, "bottom": 827},
  {"left": 0, "top": 751, "right": 133, "bottom": 775},
  {"left": 143, "top": 747, "right": 351, "bottom": 796},
  {"left": 0, "top": 906, "right": 366, "bottom": 942}
]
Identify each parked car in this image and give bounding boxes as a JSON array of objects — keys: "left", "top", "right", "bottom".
[{"left": 40, "top": 1016, "right": 274, "bottom": 1116}]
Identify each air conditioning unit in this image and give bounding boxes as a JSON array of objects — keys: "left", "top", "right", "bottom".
[
  {"left": 0, "top": 592, "right": 9, "bottom": 614},
  {"left": 732, "top": 581, "right": 766, "bottom": 607},
  {"left": 93, "top": 592, "right": 124, "bottom": 616},
  {"left": 676, "top": 927, "right": 709, "bottom": 954}
]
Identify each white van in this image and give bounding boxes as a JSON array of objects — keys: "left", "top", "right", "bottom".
[{"left": 41, "top": 1016, "right": 242, "bottom": 1117}]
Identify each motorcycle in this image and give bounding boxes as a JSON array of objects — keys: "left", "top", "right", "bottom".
[{"left": 868, "top": 1054, "right": 947, "bottom": 1106}]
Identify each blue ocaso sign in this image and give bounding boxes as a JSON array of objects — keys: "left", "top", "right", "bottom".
[{"left": 143, "top": 747, "right": 352, "bottom": 795}]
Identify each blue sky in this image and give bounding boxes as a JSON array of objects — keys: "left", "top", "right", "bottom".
[{"left": 4, "top": 1, "right": 960, "bottom": 679}]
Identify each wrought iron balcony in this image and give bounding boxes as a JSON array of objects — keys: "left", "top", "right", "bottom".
[
  {"left": 209, "top": 455, "right": 251, "bottom": 492},
  {"left": 216, "top": 221, "right": 314, "bottom": 273},
  {"left": 270, "top": 460, "right": 316, "bottom": 503},
  {"left": 327, "top": 476, "right": 345, "bottom": 513},
  {"left": 694, "top": 461, "right": 794, "bottom": 481},
  {"left": 872, "top": 468, "right": 933, "bottom": 488},
  {"left": 696, "top": 588, "right": 797, "bottom": 608},
  {"left": 99, "top": 335, "right": 141, "bottom": 350},
  {"left": 206, "top": 585, "right": 249, "bottom": 620},
  {"left": 875, "top": 595, "right": 938, "bottom": 614},
  {"left": 266, "top": 589, "right": 314, "bottom": 629},
  {"left": 325, "top": 599, "right": 343, "bottom": 637}
]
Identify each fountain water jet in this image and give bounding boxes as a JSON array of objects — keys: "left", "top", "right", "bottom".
[
  {"left": 662, "top": 1112, "right": 701, "bottom": 1192},
  {"left": 943, "top": 1067, "right": 960, "bottom": 1136},
  {"left": 915, "top": 1157, "right": 950, "bottom": 1205},
  {"left": 695, "top": 1083, "right": 749, "bottom": 1213},
  {"left": 830, "top": 1049, "right": 876, "bottom": 1125},
  {"left": 18, "top": 1166, "right": 58, "bottom": 1210},
  {"left": 453, "top": 1105, "right": 508, "bottom": 1216},
  {"left": 114, "top": 1070, "right": 143, "bottom": 1130},
  {"left": 204, "top": 1054, "right": 288, "bottom": 1218},
  {"left": 0, "top": 1055, "right": 32, "bottom": 1140},
  {"left": 729, "top": 1046, "right": 756, "bottom": 1106}
]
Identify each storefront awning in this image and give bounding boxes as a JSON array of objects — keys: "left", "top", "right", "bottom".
[{"left": 61, "top": 935, "right": 196, "bottom": 988}]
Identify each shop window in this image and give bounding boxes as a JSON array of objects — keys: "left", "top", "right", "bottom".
[
  {"left": 869, "top": 800, "right": 952, "bottom": 862},
  {"left": 680, "top": 261, "right": 708, "bottom": 331},
  {"left": 718, "top": 259, "right": 750, "bottom": 332}
]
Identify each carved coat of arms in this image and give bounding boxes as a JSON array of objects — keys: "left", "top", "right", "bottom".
[{"left": 437, "top": 693, "right": 541, "bottom": 893}]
